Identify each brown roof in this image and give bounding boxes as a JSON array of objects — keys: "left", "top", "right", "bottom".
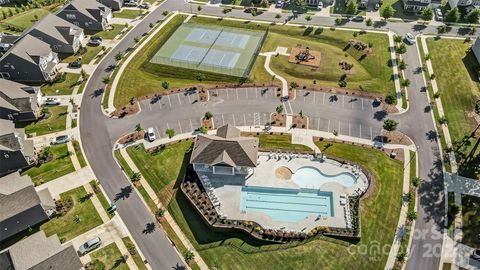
[{"left": 190, "top": 125, "right": 258, "bottom": 167}]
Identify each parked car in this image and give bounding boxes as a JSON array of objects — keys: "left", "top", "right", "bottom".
[
  {"left": 88, "top": 39, "right": 102, "bottom": 46},
  {"left": 124, "top": 1, "right": 139, "bottom": 7},
  {"left": 472, "top": 249, "right": 480, "bottom": 261},
  {"left": 78, "top": 237, "right": 102, "bottom": 255},
  {"left": 405, "top": 32, "right": 415, "bottom": 44},
  {"left": 275, "top": 0, "right": 283, "bottom": 8},
  {"left": 244, "top": 7, "right": 257, "bottom": 13},
  {"left": 374, "top": 3, "right": 379, "bottom": 10},
  {"left": 139, "top": 2, "right": 150, "bottom": 9},
  {"left": 435, "top": 8, "right": 443, "bottom": 21},
  {"left": 352, "top": 15, "right": 364, "bottom": 22},
  {"left": 43, "top": 97, "right": 61, "bottom": 105},
  {"left": 51, "top": 135, "right": 71, "bottom": 145},
  {"left": 68, "top": 58, "right": 82, "bottom": 68},
  {"left": 90, "top": 36, "right": 103, "bottom": 42},
  {"left": 147, "top": 127, "right": 156, "bottom": 141},
  {"left": 317, "top": 2, "right": 323, "bottom": 10}
]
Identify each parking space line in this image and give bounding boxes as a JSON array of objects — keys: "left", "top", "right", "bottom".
[
  {"left": 167, "top": 95, "right": 172, "bottom": 107},
  {"left": 232, "top": 114, "right": 236, "bottom": 126},
  {"left": 178, "top": 120, "right": 183, "bottom": 134},
  {"left": 236, "top": 88, "right": 239, "bottom": 100},
  {"left": 166, "top": 122, "right": 170, "bottom": 129},
  {"left": 225, "top": 89, "right": 229, "bottom": 99},
  {"left": 362, "top": 99, "right": 364, "bottom": 110},
  {"left": 371, "top": 103, "right": 374, "bottom": 112},
  {"left": 177, "top": 94, "right": 181, "bottom": 105},
  {"left": 190, "top": 119, "right": 193, "bottom": 132},
  {"left": 323, "top": 93, "right": 325, "bottom": 104},
  {"left": 327, "top": 119, "right": 330, "bottom": 132},
  {"left": 338, "top": 121, "right": 341, "bottom": 134},
  {"left": 370, "top": 127, "right": 373, "bottom": 140},
  {"left": 245, "top": 88, "right": 248, "bottom": 99},
  {"left": 313, "top": 92, "right": 316, "bottom": 104},
  {"left": 222, "top": 114, "right": 225, "bottom": 125},
  {"left": 359, "top": 124, "right": 362, "bottom": 138},
  {"left": 349, "top": 122, "right": 351, "bottom": 136},
  {"left": 243, "top": 114, "right": 246, "bottom": 126},
  {"left": 255, "top": 88, "right": 258, "bottom": 99},
  {"left": 155, "top": 126, "right": 160, "bottom": 138},
  {"left": 317, "top": 118, "right": 320, "bottom": 130},
  {"left": 187, "top": 94, "right": 191, "bottom": 104},
  {"left": 148, "top": 102, "right": 152, "bottom": 111}
]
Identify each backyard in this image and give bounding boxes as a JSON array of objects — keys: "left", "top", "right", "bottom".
[
  {"left": 90, "top": 243, "right": 129, "bottom": 270},
  {"left": 426, "top": 38, "right": 480, "bottom": 178},
  {"left": 41, "top": 73, "right": 81, "bottom": 95},
  {"left": 22, "top": 144, "right": 75, "bottom": 186},
  {"left": 40, "top": 186, "right": 103, "bottom": 241},
  {"left": 25, "top": 105, "right": 67, "bottom": 136},
  {"left": 461, "top": 194, "right": 480, "bottom": 249},
  {"left": 166, "top": 139, "right": 403, "bottom": 269}
]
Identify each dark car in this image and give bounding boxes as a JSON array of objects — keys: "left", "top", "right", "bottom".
[
  {"left": 68, "top": 58, "right": 82, "bottom": 68},
  {"left": 88, "top": 39, "right": 102, "bottom": 46},
  {"left": 472, "top": 249, "right": 480, "bottom": 261},
  {"left": 352, "top": 15, "right": 364, "bottom": 22}
]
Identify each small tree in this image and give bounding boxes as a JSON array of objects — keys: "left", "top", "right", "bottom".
[
  {"left": 396, "top": 250, "right": 408, "bottom": 263},
  {"left": 446, "top": 7, "right": 459, "bottom": 23},
  {"left": 165, "top": 128, "right": 175, "bottom": 138},
  {"left": 276, "top": 105, "right": 283, "bottom": 114},
  {"left": 80, "top": 69, "right": 87, "bottom": 81},
  {"left": 197, "top": 5, "right": 202, "bottom": 12},
  {"left": 290, "top": 81, "right": 299, "bottom": 89},
  {"left": 275, "top": 13, "right": 281, "bottom": 19},
  {"left": 383, "top": 119, "right": 398, "bottom": 131},
  {"left": 398, "top": 60, "right": 407, "bottom": 70},
  {"left": 115, "top": 52, "right": 123, "bottom": 61},
  {"left": 412, "top": 177, "right": 422, "bottom": 188},
  {"left": 335, "top": 17, "right": 342, "bottom": 25},
  {"left": 381, "top": 5, "right": 394, "bottom": 20},
  {"left": 439, "top": 116, "right": 448, "bottom": 125},
  {"left": 161, "top": 81, "right": 169, "bottom": 90},
  {"left": 135, "top": 123, "right": 142, "bottom": 132},
  {"left": 156, "top": 208, "right": 165, "bottom": 218},
  {"left": 402, "top": 79, "right": 411, "bottom": 87},
  {"left": 204, "top": 111, "right": 213, "bottom": 120},
  {"left": 407, "top": 210, "right": 418, "bottom": 221},
  {"left": 131, "top": 172, "right": 141, "bottom": 182},
  {"left": 305, "top": 15, "right": 312, "bottom": 21},
  {"left": 393, "top": 35, "right": 403, "bottom": 43},
  {"left": 385, "top": 94, "right": 397, "bottom": 105},
  {"left": 346, "top": 0, "right": 357, "bottom": 15},
  {"left": 183, "top": 250, "right": 195, "bottom": 264},
  {"left": 467, "top": 9, "right": 480, "bottom": 24},
  {"left": 195, "top": 73, "right": 205, "bottom": 82},
  {"left": 261, "top": 0, "right": 269, "bottom": 8},
  {"left": 396, "top": 43, "right": 407, "bottom": 54},
  {"left": 425, "top": 53, "right": 431, "bottom": 60},
  {"left": 366, "top": 18, "right": 373, "bottom": 27},
  {"left": 450, "top": 203, "right": 460, "bottom": 217},
  {"left": 102, "top": 76, "right": 111, "bottom": 85},
  {"left": 199, "top": 126, "right": 208, "bottom": 134},
  {"left": 299, "top": 110, "right": 303, "bottom": 117},
  {"left": 421, "top": 6, "right": 434, "bottom": 22}
]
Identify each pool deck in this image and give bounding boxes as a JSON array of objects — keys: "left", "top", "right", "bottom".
[{"left": 197, "top": 153, "right": 369, "bottom": 232}]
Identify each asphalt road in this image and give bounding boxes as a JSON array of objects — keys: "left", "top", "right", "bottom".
[{"left": 79, "top": 1, "right": 474, "bottom": 269}]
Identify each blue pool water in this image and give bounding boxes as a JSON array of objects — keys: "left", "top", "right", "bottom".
[
  {"left": 292, "top": 166, "right": 356, "bottom": 188},
  {"left": 240, "top": 186, "right": 333, "bottom": 222}
]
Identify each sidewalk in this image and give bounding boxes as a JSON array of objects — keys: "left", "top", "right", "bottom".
[
  {"left": 35, "top": 167, "right": 94, "bottom": 198},
  {"left": 259, "top": 49, "right": 289, "bottom": 97}
]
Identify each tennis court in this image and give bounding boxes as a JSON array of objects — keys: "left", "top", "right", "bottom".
[{"left": 150, "top": 23, "right": 266, "bottom": 77}]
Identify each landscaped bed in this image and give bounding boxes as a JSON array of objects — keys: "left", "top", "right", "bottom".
[
  {"left": 40, "top": 186, "right": 103, "bottom": 241},
  {"left": 22, "top": 144, "right": 75, "bottom": 186},
  {"left": 25, "top": 105, "right": 67, "bottom": 136},
  {"left": 41, "top": 73, "right": 81, "bottom": 95},
  {"left": 166, "top": 138, "right": 403, "bottom": 270}
]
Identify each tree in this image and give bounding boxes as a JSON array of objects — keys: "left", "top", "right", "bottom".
[
  {"left": 393, "top": 35, "right": 403, "bottom": 43},
  {"left": 291, "top": 0, "right": 306, "bottom": 12},
  {"left": 80, "top": 69, "right": 87, "bottom": 81},
  {"left": 385, "top": 94, "right": 397, "bottom": 104},
  {"left": 135, "top": 123, "right": 142, "bottom": 132},
  {"left": 276, "top": 105, "right": 283, "bottom": 114},
  {"left": 346, "top": 0, "right": 357, "bottom": 15},
  {"left": 275, "top": 13, "right": 281, "bottom": 19},
  {"left": 396, "top": 251, "right": 408, "bottom": 262},
  {"left": 439, "top": 116, "right": 448, "bottom": 125},
  {"left": 195, "top": 73, "right": 205, "bottom": 81},
  {"left": 204, "top": 111, "right": 213, "bottom": 120},
  {"left": 421, "top": 6, "right": 434, "bottom": 22},
  {"left": 383, "top": 119, "right": 398, "bottom": 131},
  {"left": 335, "top": 17, "right": 342, "bottom": 25},
  {"left": 199, "top": 126, "right": 208, "bottom": 134},
  {"left": 156, "top": 208, "right": 165, "bottom": 218},
  {"left": 366, "top": 18, "right": 372, "bottom": 26},
  {"left": 165, "top": 128, "right": 175, "bottom": 138},
  {"left": 305, "top": 15, "right": 312, "bottom": 21},
  {"left": 197, "top": 5, "right": 202, "bottom": 12},
  {"left": 412, "top": 177, "right": 422, "bottom": 188},
  {"left": 183, "top": 250, "right": 195, "bottom": 263},
  {"left": 131, "top": 172, "right": 141, "bottom": 182},
  {"left": 102, "top": 76, "right": 111, "bottom": 85},
  {"left": 115, "top": 52, "right": 123, "bottom": 61},
  {"left": 396, "top": 43, "right": 407, "bottom": 54},
  {"left": 446, "top": 7, "right": 460, "bottom": 23},
  {"left": 381, "top": 5, "right": 394, "bottom": 20},
  {"left": 260, "top": 0, "right": 269, "bottom": 8},
  {"left": 407, "top": 210, "right": 418, "bottom": 221},
  {"left": 467, "top": 9, "right": 480, "bottom": 24},
  {"left": 402, "top": 79, "right": 411, "bottom": 87},
  {"left": 398, "top": 60, "right": 407, "bottom": 70},
  {"left": 290, "top": 81, "right": 299, "bottom": 89},
  {"left": 161, "top": 81, "right": 169, "bottom": 90}
]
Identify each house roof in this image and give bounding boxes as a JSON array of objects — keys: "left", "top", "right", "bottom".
[
  {"left": 22, "top": 14, "right": 83, "bottom": 47},
  {"left": 0, "top": 119, "right": 19, "bottom": 151},
  {"left": 0, "top": 172, "right": 41, "bottom": 222},
  {"left": 190, "top": 125, "right": 258, "bottom": 167},
  {"left": 1, "top": 35, "right": 52, "bottom": 65},
  {"left": 0, "top": 79, "right": 36, "bottom": 99},
  {"left": 6, "top": 231, "right": 82, "bottom": 270},
  {"left": 63, "top": 0, "right": 111, "bottom": 23},
  {"left": 0, "top": 79, "right": 38, "bottom": 113},
  {"left": 0, "top": 33, "right": 20, "bottom": 44}
]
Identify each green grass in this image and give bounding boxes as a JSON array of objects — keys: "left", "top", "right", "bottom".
[
  {"left": 380, "top": 0, "right": 420, "bottom": 20},
  {"left": 22, "top": 144, "right": 75, "bottom": 186},
  {"left": 113, "top": 9, "right": 143, "bottom": 19},
  {"left": 461, "top": 194, "right": 480, "bottom": 248},
  {"left": 114, "top": 149, "right": 135, "bottom": 178},
  {"left": 41, "top": 186, "right": 103, "bottom": 241},
  {"left": 0, "top": 8, "right": 50, "bottom": 33},
  {"left": 91, "top": 24, "right": 126, "bottom": 39},
  {"left": 61, "top": 45, "right": 103, "bottom": 65},
  {"left": 72, "top": 140, "right": 87, "bottom": 168},
  {"left": 72, "top": 118, "right": 77, "bottom": 128},
  {"left": 122, "top": 237, "right": 147, "bottom": 270},
  {"left": 41, "top": 73, "right": 81, "bottom": 95},
  {"left": 77, "top": 76, "right": 88, "bottom": 94},
  {"left": 443, "top": 263, "right": 452, "bottom": 270},
  {"left": 331, "top": 0, "right": 366, "bottom": 16},
  {"left": 426, "top": 38, "right": 480, "bottom": 178},
  {"left": 25, "top": 106, "right": 67, "bottom": 136},
  {"left": 90, "top": 243, "right": 129, "bottom": 270},
  {"left": 447, "top": 192, "right": 456, "bottom": 238},
  {"left": 89, "top": 180, "right": 113, "bottom": 219},
  {"left": 168, "top": 140, "right": 403, "bottom": 270},
  {"left": 257, "top": 134, "right": 312, "bottom": 152},
  {"left": 126, "top": 141, "right": 192, "bottom": 205}
]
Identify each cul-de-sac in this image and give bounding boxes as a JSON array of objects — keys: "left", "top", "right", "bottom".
[{"left": 1, "top": 0, "right": 480, "bottom": 269}]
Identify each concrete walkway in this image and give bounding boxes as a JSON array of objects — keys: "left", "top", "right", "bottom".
[
  {"left": 119, "top": 148, "right": 208, "bottom": 270},
  {"left": 35, "top": 167, "right": 94, "bottom": 198},
  {"left": 84, "top": 182, "right": 111, "bottom": 223},
  {"left": 259, "top": 49, "right": 290, "bottom": 97}
]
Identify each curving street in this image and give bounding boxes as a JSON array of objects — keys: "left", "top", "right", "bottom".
[{"left": 79, "top": 1, "right": 476, "bottom": 269}]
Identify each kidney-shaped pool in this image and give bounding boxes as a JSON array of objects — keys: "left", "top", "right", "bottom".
[{"left": 292, "top": 166, "right": 357, "bottom": 189}]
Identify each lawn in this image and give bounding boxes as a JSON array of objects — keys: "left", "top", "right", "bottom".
[
  {"left": 91, "top": 24, "right": 126, "bottom": 39},
  {"left": 126, "top": 141, "right": 192, "bottom": 205},
  {"left": 72, "top": 140, "right": 87, "bottom": 168},
  {"left": 61, "top": 45, "right": 103, "bottom": 65},
  {"left": 113, "top": 9, "right": 143, "bottom": 19},
  {"left": 90, "top": 180, "right": 113, "bottom": 218},
  {"left": 90, "top": 243, "right": 129, "bottom": 270},
  {"left": 22, "top": 144, "right": 75, "bottom": 186},
  {"left": 122, "top": 237, "right": 148, "bottom": 270},
  {"left": 41, "top": 73, "right": 81, "bottom": 95},
  {"left": 426, "top": 38, "right": 480, "bottom": 178},
  {"left": 461, "top": 194, "right": 480, "bottom": 248},
  {"left": 0, "top": 8, "right": 50, "bottom": 33},
  {"left": 257, "top": 134, "right": 312, "bottom": 152},
  {"left": 25, "top": 105, "right": 67, "bottom": 136},
  {"left": 331, "top": 0, "right": 366, "bottom": 16},
  {"left": 40, "top": 186, "right": 103, "bottom": 241},
  {"left": 379, "top": 0, "right": 420, "bottom": 20},
  {"left": 114, "top": 149, "right": 135, "bottom": 178},
  {"left": 167, "top": 139, "right": 404, "bottom": 270}
]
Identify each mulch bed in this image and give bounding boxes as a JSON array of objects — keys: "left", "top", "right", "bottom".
[
  {"left": 275, "top": 87, "right": 282, "bottom": 97},
  {"left": 198, "top": 89, "right": 208, "bottom": 102},
  {"left": 292, "top": 115, "right": 308, "bottom": 129},
  {"left": 202, "top": 118, "right": 214, "bottom": 129},
  {"left": 111, "top": 102, "right": 140, "bottom": 118},
  {"left": 376, "top": 131, "right": 413, "bottom": 146},
  {"left": 288, "top": 88, "right": 296, "bottom": 100},
  {"left": 270, "top": 113, "right": 286, "bottom": 127},
  {"left": 118, "top": 130, "right": 145, "bottom": 144},
  {"left": 288, "top": 47, "right": 321, "bottom": 67}
]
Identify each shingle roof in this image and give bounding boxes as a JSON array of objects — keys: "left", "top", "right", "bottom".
[
  {"left": 190, "top": 125, "right": 258, "bottom": 167},
  {"left": 23, "top": 13, "right": 83, "bottom": 46},
  {"left": 1, "top": 35, "right": 52, "bottom": 65},
  {"left": 0, "top": 79, "right": 38, "bottom": 113},
  {"left": 0, "top": 172, "right": 41, "bottom": 221},
  {"left": 63, "top": 0, "right": 111, "bottom": 22}
]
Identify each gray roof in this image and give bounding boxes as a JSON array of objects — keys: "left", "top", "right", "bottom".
[
  {"left": 473, "top": 37, "right": 480, "bottom": 63},
  {"left": 6, "top": 231, "right": 82, "bottom": 270},
  {"left": 63, "top": 0, "right": 111, "bottom": 22},
  {"left": 37, "top": 188, "right": 55, "bottom": 210},
  {"left": 1, "top": 35, "right": 52, "bottom": 65},
  {"left": 190, "top": 125, "right": 258, "bottom": 167},
  {"left": 0, "top": 172, "right": 41, "bottom": 221},
  {"left": 0, "top": 119, "right": 18, "bottom": 151},
  {"left": 0, "top": 79, "right": 38, "bottom": 113},
  {"left": 0, "top": 33, "right": 20, "bottom": 44},
  {"left": 23, "top": 13, "right": 83, "bottom": 46}
]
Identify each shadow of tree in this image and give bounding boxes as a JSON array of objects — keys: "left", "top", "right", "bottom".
[
  {"left": 373, "top": 110, "right": 388, "bottom": 121},
  {"left": 114, "top": 185, "right": 133, "bottom": 201}
]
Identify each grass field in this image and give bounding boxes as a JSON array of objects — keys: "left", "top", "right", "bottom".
[
  {"left": 426, "top": 38, "right": 480, "bottom": 178},
  {"left": 122, "top": 237, "right": 148, "bottom": 270},
  {"left": 461, "top": 194, "right": 480, "bottom": 248},
  {"left": 25, "top": 106, "right": 67, "bottom": 136},
  {"left": 113, "top": 9, "right": 143, "bottom": 19},
  {"left": 257, "top": 134, "right": 312, "bottom": 152},
  {"left": 72, "top": 140, "right": 87, "bottom": 168},
  {"left": 126, "top": 141, "right": 192, "bottom": 205},
  {"left": 167, "top": 139, "right": 403, "bottom": 270},
  {"left": 90, "top": 180, "right": 114, "bottom": 219},
  {"left": 0, "top": 8, "right": 50, "bottom": 33},
  {"left": 41, "top": 186, "right": 103, "bottom": 241},
  {"left": 22, "top": 144, "right": 75, "bottom": 186},
  {"left": 41, "top": 73, "right": 81, "bottom": 95},
  {"left": 92, "top": 24, "right": 126, "bottom": 39},
  {"left": 61, "top": 45, "right": 103, "bottom": 65},
  {"left": 90, "top": 243, "right": 129, "bottom": 270}
]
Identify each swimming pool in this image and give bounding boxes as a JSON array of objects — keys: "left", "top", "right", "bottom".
[
  {"left": 240, "top": 186, "right": 333, "bottom": 222},
  {"left": 292, "top": 166, "right": 356, "bottom": 188}
]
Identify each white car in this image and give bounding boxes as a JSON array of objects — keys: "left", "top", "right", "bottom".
[
  {"left": 317, "top": 2, "right": 323, "bottom": 10},
  {"left": 43, "top": 97, "right": 61, "bottom": 105},
  {"left": 51, "top": 135, "right": 71, "bottom": 145},
  {"left": 405, "top": 33, "right": 415, "bottom": 44},
  {"left": 139, "top": 2, "right": 150, "bottom": 9},
  {"left": 78, "top": 237, "right": 102, "bottom": 255},
  {"left": 124, "top": 1, "right": 138, "bottom": 7},
  {"left": 435, "top": 8, "right": 443, "bottom": 21},
  {"left": 147, "top": 127, "right": 156, "bottom": 141}
]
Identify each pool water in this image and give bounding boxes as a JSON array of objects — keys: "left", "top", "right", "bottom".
[
  {"left": 240, "top": 186, "right": 333, "bottom": 222},
  {"left": 292, "top": 166, "right": 356, "bottom": 188}
]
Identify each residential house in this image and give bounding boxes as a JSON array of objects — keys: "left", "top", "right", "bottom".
[
  {"left": 402, "top": 0, "right": 431, "bottom": 11},
  {"left": 57, "top": 0, "right": 112, "bottom": 31},
  {"left": 24, "top": 14, "right": 84, "bottom": 54},
  {"left": 0, "top": 79, "right": 42, "bottom": 122},
  {"left": 0, "top": 33, "right": 20, "bottom": 52},
  {"left": 99, "top": 0, "right": 123, "bottom": 11},
  {"left": 472, "top": 37, "right": 480, "bottom": 64},
  {"left": 0, "top": 231, "right": 83, "bottom": 270},
  {"left": 0, "top": 35, "right": 59, "bottom": 83},
  {"left": 0, "top": 119, "right": 36, "bottom": 176},
  {"left": 0, "top": 173, "right": 55, "bottom": 242},
  {"left": 190, "top": 124, "right": 259, "bottom": 176},
  {"left": 448, "top": 0, "right": 480, "bottom": 12}
]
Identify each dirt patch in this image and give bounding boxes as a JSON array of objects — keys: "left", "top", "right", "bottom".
[
  {"left": 198, "top": 89, "right": 209, "bottom": 102},
  {"left": 292, "top": 114, "right": 308, "bottom": 129},
  {"left": 275, "top": 87, "right": 282, "bottom": 97},
  {"left": 202, "top": 117, "right": 214, "bottom": 130},
  {"left": 288, "top": 47, "right": 321, "bottom": 68},
  {"left": 118, "top": 130, "right": 145, "bottom": 144},
  {"left": 111, "top": 102, "right": 140, "bottom": 118},
  {"left": 271, "top": 113, "right": 286, "bottom": 127},
  {"left": 288, "top": 88, "right": 296, "bottom": 100},
  {"left": 275, "top": 166, "right": 292, "bottom": 180},
  {"left": 376, "top": 131, "right": 413, "bottom": 146}
]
